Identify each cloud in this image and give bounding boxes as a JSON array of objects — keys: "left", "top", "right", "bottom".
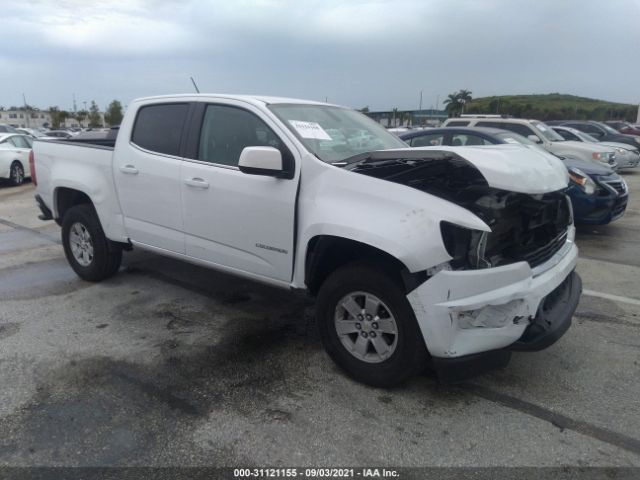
[{"left": 0, "top": 0, "right": 638, "bottom": 111}]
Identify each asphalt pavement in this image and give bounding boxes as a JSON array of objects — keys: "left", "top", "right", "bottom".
[{"left": 0, "top": 174, "right": 639, "bottom": 467}]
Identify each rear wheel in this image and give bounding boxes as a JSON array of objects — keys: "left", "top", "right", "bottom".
[
  {"left": 316, "top": 262, "right": 428, "bottom": 387},
  {"left": 9, "top": 162, "right": 24, "bottom": 186},
  {"left": 61, "top": 204, "right": 122, "bottom": 282}
]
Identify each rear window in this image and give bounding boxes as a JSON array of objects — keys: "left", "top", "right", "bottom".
[
  {"left": 131, "top": 103, "right": 189, "bottom": 156},
  {"left": 446, "top": 121, "right": 470, "bottom": 127},
  {"left": 478, "top": 121, "right": 534, "bottom": 138}
]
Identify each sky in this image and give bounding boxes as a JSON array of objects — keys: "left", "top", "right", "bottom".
[{"left": 0, "top": 0, "right": 639, "bottom": 112}]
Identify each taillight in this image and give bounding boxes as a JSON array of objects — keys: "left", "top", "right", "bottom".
[{"left": 29, "top": 150, "right": 37, "bottom": 186}]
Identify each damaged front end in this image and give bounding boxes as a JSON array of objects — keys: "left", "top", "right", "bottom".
[
  {"left": 349, "top": 150, "right": 573, "bottom": 272},
  {"left": 348, "top": 147, "right": 581, "bottom": 381}
]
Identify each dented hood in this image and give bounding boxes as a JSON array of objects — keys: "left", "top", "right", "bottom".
[
  {"left": 371, "top": 144, "right": 569, "bottom": 194},
  {"left": 430, "top": 145, "right": 569, "bottom": 193}
]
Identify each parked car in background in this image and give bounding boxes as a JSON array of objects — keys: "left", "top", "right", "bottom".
[
  {"left": 16, "top": 128, "right": 47, "bottom": 138},
  {"left": 0, "top": 133, "right": 33, "bottom": 186},
  {"left": 68, "top": 126, "right": 119, "bottom": 147},
  {"left": 549, "top": 120, "right": 640, "bottom": 150},
  {"left": 442, "top": 117, "right": 618, "bottom": 168},
  {"left": 39, "top": 130, "right": 74, "bottom": 140},
  {"left": 400, "top": 127, "right": 628, "bottom": 225},
  {"left": 605, "top": 121, "right": 640, "bottom": 136},
  {"left": 0, "top": 124, "right": 19, "bottom": 134},
  {"left": 551, "top": 126, "right": 640, "bottom": 170}
]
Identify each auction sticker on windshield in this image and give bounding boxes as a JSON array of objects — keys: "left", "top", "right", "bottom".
[{"left": 289, "top": 120, "right": 332, "bottom": 140}]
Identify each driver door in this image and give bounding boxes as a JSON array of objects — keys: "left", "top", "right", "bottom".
[{"left": 181, "top": 102, "right": 299, "bottom": 282}]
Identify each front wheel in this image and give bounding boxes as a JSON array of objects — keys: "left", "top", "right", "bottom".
[
  {"left": 61, "top": 204, "right": 122, "bottom": 282},
  {"left": 9, "top": 162, "right": 25, "bottom": 186},
  {"left": 316, "top": 262, "right": 429, "bottom": 387}
]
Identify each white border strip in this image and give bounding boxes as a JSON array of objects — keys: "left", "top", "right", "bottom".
[{"left": 583, "top": 289, "right": 640, "bottom": 307}]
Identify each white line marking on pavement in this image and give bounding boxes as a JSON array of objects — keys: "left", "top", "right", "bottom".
[{"left": 583, "top": 289, "right": 640, "bottom": 307}]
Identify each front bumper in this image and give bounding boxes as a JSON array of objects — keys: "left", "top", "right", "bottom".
[
  {"left": 407, "top": 237, "right": 579, "bottom": 361},
  {"left": 615, "top": 152, "right": 640, "bottom": 169},
  {"left": 569, "top": 183, "right": 628, "bottom": 225}
]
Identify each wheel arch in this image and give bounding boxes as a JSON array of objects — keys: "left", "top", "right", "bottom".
[
  {"left": 304, "top": 235, "right": 427, "bottom": 296},
  {"left": 54, "top": 187, "right": 93, "bottom": 225}
]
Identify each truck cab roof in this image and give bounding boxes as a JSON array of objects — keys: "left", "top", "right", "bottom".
[{"left": 132, "top": 93, "right": 334, "bottom": 108}]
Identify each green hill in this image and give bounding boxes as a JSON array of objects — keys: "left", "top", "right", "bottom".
[{"left": 464, "top": 93, "right": 637, "bottom": 121}]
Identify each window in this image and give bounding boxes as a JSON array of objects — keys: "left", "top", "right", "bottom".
[
  {"left": 9, "top": 114, "right": 17, "bottom": 119},
  {"left": 479, "top": 121, "right": 536, "bottom": 139},
  {"left": 474, "top": 121, "right": 505, "bottom": 129},
  {"left": 446, "top": 120, "right": 470, "bottom": 127},
  {"left": 410, "top": 133, "right": 444, "bottom": 147},
  {"left": 131, "top": 103, "right": 189, "bottom": 156},
  {"left": 568, "top": 123, "right": 602, "bottom": 137},
  {"left": 12, "top": 136, "right": 30, "bottom": 148},
  {"left": 555, "top": 129, "right": 578, "bottom": 141},
  {"left": 451, "top": 133, "right": 492, "bottom": 146},
  {"left": 198, "top": 105, "right": 287, "bottom": 167}
]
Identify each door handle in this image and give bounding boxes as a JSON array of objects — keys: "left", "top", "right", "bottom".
[
  {"left": 120, "top": 165, "right": 139, "bottom": 174},
  {"left": 184, "top": 178, "right": 210, "bottom": 189}
]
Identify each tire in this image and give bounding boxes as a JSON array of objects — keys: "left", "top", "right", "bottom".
[
  {"left": 316, "top": 262, "right": 429, "bottom": 387},
  {"left": 61, "top": 204, "right": 122, "bottom": 282},
  {"left": 9, "top": 161, "right": 25, "bottom": 186}
]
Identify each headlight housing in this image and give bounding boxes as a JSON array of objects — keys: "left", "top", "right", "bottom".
[
  {"left": 568, "top": 167, "right": 597, "bottom": 195},
  {"left": 592, "top": 151, "right": 615, "bottom": 162}
]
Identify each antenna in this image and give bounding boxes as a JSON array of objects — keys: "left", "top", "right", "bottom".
[
  {"left": 23, "top": 93, "right": 30, "bottom": 128},
  {"left": 190, "top": 77, "right": 200, "bottom": 93}
]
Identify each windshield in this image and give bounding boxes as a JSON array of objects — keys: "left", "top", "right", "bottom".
[
  {"left": 599, "top": 123, "right": 620, "bottom": 135},
  {"left": 268, "top": 104, "right": 407, "bottom": 163},
  {"left": 531, "top": 121, "right": 565, "bottom": 142},
  {"left": 570, "top": 128, "right": 600, "bottom": 143}
]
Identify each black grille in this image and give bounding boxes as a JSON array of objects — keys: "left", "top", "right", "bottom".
[
  {"left": 612, "top": 197, "right": 628, "bottom": 218},
  {"left": 479, "top": 192, "right": 571, "bottom": 270},
  {"left": 604, "top": 181, "right": 626, "bottom": 195},
  {"left": 519, "top": 230, "right": 568, "bottom": 268}
]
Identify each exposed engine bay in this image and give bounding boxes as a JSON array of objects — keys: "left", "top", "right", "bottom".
[{"left": 348, "top": 153, "right": 571, "bottom": 270}]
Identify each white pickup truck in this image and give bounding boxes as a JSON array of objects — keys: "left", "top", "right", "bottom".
[{"left": 32, "top": 94, "right": 581, "bottom": 386}]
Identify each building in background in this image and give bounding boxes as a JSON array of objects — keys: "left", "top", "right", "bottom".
[
  {"left": 0, "top": 109, "right": 52, "bottom": 128},
  {"left": 0, "top": 108, "right": 105, "bottom": 129}
]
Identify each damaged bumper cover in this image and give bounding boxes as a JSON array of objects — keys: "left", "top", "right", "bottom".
[{"left": 407, "top": 236, "right": 580, "bottom": 380}]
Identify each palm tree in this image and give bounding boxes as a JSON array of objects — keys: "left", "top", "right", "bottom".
[
  {"left": 458, "top": 89, "right": 473, "bottom": 115},
  {"left": 443, "top": 93, "right": 460, "bottom": 116},
  {"left": 458, "top": 89, "right": 473, "bottom": 103}
]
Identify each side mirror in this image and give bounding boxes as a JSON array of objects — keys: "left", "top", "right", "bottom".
[
  {"left": 527, "top": 135, "right": 542, "bottom": 143},
  {"left": 590, "top": 131, "right": 604, "bottom": 138},
  {"left": 238, "top": 146, "right": 285, "bottom": 177}
]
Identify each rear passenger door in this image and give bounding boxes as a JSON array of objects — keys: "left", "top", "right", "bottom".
[
  {"left": 114, "top": 102, "right": 190, "bottom": 253},
  {"left": 180, "top": 101, "right": 299, "bottom": 283}
]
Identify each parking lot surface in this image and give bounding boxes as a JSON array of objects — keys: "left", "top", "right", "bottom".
[{"left": 0, "top": 175, "right": 639, "bottom": 467}]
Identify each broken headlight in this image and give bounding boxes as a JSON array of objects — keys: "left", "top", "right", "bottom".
[{"left": 440, "top": 221, "right": 491, "bottom": 269}]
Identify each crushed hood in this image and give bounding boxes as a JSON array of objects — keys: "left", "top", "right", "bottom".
[{"left": 358, "top": 144, "right": 568, "bottom": 194}]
